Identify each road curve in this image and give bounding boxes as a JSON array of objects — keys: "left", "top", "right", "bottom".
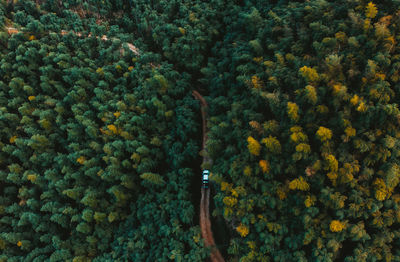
[
  {"left": 4, "top": 23, "right": 223, "bottom": 260},
  {"left": 192, "top": 90, "right": 224, "bottom": 262}
]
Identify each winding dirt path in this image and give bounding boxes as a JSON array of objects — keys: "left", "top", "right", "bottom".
[
  {"left": 5, "top": 22, "right": 223, "bottom": 261},
  {"left": 5, "top": 27, "right": 140, "bottom": 56},
  {"left": 192, "top": 90, "right": 224, "bottom": 262}
]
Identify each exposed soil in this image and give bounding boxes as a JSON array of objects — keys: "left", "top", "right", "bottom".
[
  {"left": 5, "top": 27, "right": 140, "bottom": 56},
  {"left": 193, "top": 90, "right": 225, "bottom": 262}
]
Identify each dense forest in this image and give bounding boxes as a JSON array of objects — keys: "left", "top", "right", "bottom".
[{"left": 0, "top": 0, "right": 400, "bottom": 261}]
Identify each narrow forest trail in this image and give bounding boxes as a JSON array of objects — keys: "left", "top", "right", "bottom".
[
  {"left": 4, "top": 22, "right": 224, "bottom": 261},
  {"left": 5, "top": 26, "right": 140, "bottom": 56},
  {"left": 192, "top": 90, "right": 225, "bottom": 262}
]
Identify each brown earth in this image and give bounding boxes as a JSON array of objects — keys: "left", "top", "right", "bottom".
[
  {"left": 193, "top": 90, "right": 225, "bottom": 262},
  {"left": 5, "top": 27, "right": 140, "bottom": 56}
]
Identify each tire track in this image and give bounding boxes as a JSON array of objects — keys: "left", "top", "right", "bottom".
[{"left": 192, "top": 90, "right": 224, "bottom": 262}]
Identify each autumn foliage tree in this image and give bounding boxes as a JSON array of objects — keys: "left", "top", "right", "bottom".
[
  {"left": 205, "top": 0, "right": 400, "bottom": 261},
  {"left": 1, "top": 0, "right": 400, "bottom": 261}
]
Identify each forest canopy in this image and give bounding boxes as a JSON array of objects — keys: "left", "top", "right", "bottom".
[{"left": 1, "top": 0, "right": 400, "bottom": 261}]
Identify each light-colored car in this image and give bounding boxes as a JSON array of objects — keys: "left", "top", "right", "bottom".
[{"left": 202, "top": 170, "right": 209, "bottom": 189}]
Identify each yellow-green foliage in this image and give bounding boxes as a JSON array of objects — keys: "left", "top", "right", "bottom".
[
  {"left": 251, "top": 75, "right": 263, "bottom": 89},
  {"left": 247, "top": 136, "right": 261, "bottom": 156},
  {"left": 299, "top": 66, "right": 319, "bottom": 82},
  {"left": 2, "top": 0, "right": 400, "bottom": 261},
  {"left": 211, "top": 1, "right": 400, "bottom": 260},
  {"left": 365, "top": 2, "right": 378, "bottom": 19},
  {"left": 316, "top": 126, "right": 333, "bottom": 142},
  {"left": 140, "top": 173, "right": 165, "bottom": 186},
  {"left": 304, "top": 195, "right": 316, "bottom": 207},
  {"left": 236, "top": 223, "right": 249, "bottom": 237},
  {"left": 261, "top": 135, "right": 282, "bottom": 154},
  {"left": 287, "top": 102, "right": 299, "bottom": 122},
  {"left": 330, "top": 220, "right": 346, "bottom": 232},
  {"left": 344, "top": 127, "right": 356, "bottom": 137},
  {"left": 289, "top": 176, "right": 310, "bottom": 191},
  {"left": 305, "top": 85, "right": 317, "bottom": 104},
  {"left": 223, "top": 196, "right": 238, "bottom": 207},
  {"left": 295, "top": 143, "right": 311, "bottom": 154},
  {"left": 324, "top": 154, "right": 338, "bottom": 172},
  {"left": 290, "top": 126, "right": 308, "bottom": 143}
]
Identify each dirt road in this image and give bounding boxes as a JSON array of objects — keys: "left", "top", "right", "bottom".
[
  {"left": 5, "top": 27, "right": 140, "bottom": 56},
  {"left": 4, "top": 22, "right": 223, "bottom": 261},
  {"left": 192, "top": 90, "right": 224, "bottom": 262}
]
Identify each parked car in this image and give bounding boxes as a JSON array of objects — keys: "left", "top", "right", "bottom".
[{"left": 202, "top": 170, "right": 209, "bottom": 189}]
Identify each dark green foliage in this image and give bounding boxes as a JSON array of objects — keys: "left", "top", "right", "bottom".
[
  {"left": 204, "top": 0, "right": 400, "bottom": 261},
  {"left": 0, "top": 1, "right": 207, "bottom": 261},
  {"left": 1, "top": 0, "right": 400, "bottom": 261}
]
